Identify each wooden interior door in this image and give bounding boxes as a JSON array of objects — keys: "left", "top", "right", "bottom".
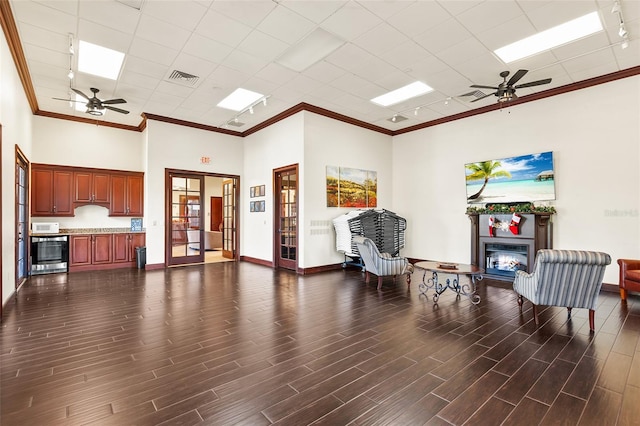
[
  {"left": 210, "top": 196, "right": 222, "bottom": 231},
  {"left": 222, "top": 179, "right": 236, "bottom": 259},
  {"left": 274, "top": 165, "right": 298, "bottom": 271},
  {"left": 16, "top": 147, "right": 29, "bottom": 288},
  {"left": 167, "top": 173, "right": 204, "bottom": 266}
]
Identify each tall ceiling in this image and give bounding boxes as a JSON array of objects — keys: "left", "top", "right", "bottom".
[{"left": 6, "top": 0, "right": 640, "bottom": 132}]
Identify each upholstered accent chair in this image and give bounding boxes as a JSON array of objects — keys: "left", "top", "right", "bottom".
[
  {"left": 618, "top": 259, "right": 640, "bottom": 300},
  {"left": 353, "top": 236, "right": 414, "bottom": 290},
  {"left": 513, "top": 249, "right": 611, "bottom": 332}
]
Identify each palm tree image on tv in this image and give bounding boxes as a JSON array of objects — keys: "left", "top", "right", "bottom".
[{"left": 466, "top": 161, "right": 512, "bottom": 200}]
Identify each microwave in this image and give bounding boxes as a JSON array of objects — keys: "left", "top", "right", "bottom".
[{"left": 32, "top": 222, "right": 60, "bottom": 234}]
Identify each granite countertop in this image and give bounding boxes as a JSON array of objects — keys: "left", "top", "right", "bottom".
[{"left": 60, "top": 228, "right": 146, "bottom": 235}]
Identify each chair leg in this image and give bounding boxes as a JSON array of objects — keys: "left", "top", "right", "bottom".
[
  {"left": 532, "top": 304, "right": 539, "bottom": 326},
  {"left": 620, "top": 288, "right": 627, "bottom": 301},
  {"left": 567, "top": 307, "right": 572, "bottom": 318},
  {"left": 377, "top": 276, "right": 383, "bottom": 290},
  {"left": 406, "top": 272, "right": 411, "bottom": 288},
  {"left": 589, "top": 309, "right": 595, "bottom": 332},
  {"left": 517, "top": 295, "right": 523, "bottom": 310},
  {"left": 365, "top": 271, "right": 370, "bottom": 283}
]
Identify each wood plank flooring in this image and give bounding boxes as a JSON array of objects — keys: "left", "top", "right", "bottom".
[{"left": 1, "top": 262, "right": 639, "bottom": 425}]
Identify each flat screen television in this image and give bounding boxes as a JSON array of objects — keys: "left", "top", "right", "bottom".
[{"left": 465, "top": 151, "right": 555, "bottom": 204}]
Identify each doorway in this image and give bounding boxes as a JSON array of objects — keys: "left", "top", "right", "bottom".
[
  {"left": 16, "top": 146, "right": 29, "bottom": 289},
  {"left": 166, "top": 169, "right": 238, "bottom": 266},
  {"left": 273, "top": 164, "right": 298, "bottom": 271}
]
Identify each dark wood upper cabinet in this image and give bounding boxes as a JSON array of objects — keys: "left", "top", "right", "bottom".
[
  {"left": 31, "top": 164, "right": 143, "bottom": 217},
  {"left": 110, "top": 173, "right": 143, "bottom": 216},
  {"left": 31, "top": 166, "right": 73, "bottom": 216},
  {"left": 74, "top": 171, "right": 110, "bottom": 204}
]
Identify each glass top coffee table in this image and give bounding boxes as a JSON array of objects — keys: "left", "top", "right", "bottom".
[{"left": 414, "top": 261, "right": 484, "bottom": 304}]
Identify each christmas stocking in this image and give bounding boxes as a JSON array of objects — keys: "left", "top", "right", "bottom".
[
  {"left": 488, "top": 215, "right": 495, "bottom": 237},
  {"left": 509, "top": 213, "right": 521, "bottom": 235}
]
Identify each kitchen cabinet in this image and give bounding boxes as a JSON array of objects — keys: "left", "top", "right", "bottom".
[
  {"left": 113, "top": 233, "right": 145, "bottom": 263},
  {"left": 69, "top": 234, "right": 112, "bottom": 267},
  {"left": 74, "top": 171, "right": 110, "bottom": 204},
  {"left": 31, "top": 167, "right": 73, "bottom": 216},
  {"left": 110, "top": 173, "right": 143, "bottom": 216},
  {"left": 70, "top": 232, "right": 144, "bottom": 272},
  {"left": 31, "top": 164, "right": 144, "bottom": 217}
]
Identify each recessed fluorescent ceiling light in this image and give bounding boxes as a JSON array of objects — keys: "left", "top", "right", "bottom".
[
  {"left": 495, "top": 11, "right": 603, "bottom": 63},
  {"left": 78, "top": 40, "right": 125, "bottom": 80},
  {"left": 371, "top": 81, "right": 433, "bottom": 107},
  {"left": 277, "top": 28, "right": 344, "bottom": 72},
  {"left": 217, "top": 88, "right": 264, "bottom": 111}
]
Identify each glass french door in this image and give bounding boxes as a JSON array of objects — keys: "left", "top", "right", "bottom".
[
  {"left": 168, "top": 173, "right": 204, "bottom": 266},
  {"left": 16, "top": 148, "right": 29, "bottom": 287},
  {"left": 222, "top": 179, "right": 236, "bottom": 259},
  {"left": 274, "top": 165, "right": 298, "bottom": 271}
]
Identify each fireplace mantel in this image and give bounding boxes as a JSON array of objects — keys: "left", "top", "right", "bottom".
[{"left": 468, "top": 212, "right": 553, "bottom": 281}]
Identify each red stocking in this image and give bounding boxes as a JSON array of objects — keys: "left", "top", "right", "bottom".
[
  {"left": 509, "top": 213, "right": 521, "bottom": 235},
  {"left": 488, "top": 215, "right": 495, "bottom": 237}
]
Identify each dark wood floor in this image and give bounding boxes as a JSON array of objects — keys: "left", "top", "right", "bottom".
[{"left": 1, "top": 262, "right": 639, "bottom": 425}]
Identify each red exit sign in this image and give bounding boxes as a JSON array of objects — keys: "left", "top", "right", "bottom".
[{"left": 200, "top": 156, "right": 211, "bottom": 164}]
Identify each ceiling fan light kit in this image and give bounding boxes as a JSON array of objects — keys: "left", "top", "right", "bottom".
[{"left": 468, "top": 69, "right": 552, "bottom": 104}]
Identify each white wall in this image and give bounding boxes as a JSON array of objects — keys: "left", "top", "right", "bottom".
[
  {"left": 392, "top": 76, "right": 640, "bottom": 284},
  {"left": 1, "top": 29, "right": 34, "bottom": 308},
  {"left": 242, "top": 112, "right": 304, "bottom": 263},
  {"left": 145, "top": 120, "right": 243, "bottom": 265},
  {"left": 304, "top": 112, "right": 393, "bottom": 267}
]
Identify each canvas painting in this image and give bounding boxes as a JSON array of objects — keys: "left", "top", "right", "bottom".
[
  {"left": 326, "top": 166, "right": 377, "bottom": 208},
  {"left": 465, "top": 151, "right": 556, "bottom": 204}
]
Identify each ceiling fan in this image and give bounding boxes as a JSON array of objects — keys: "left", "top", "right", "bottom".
[
  {"left": 54, "top": 88, "right": 129, "bottom": 116},
  {"left": 463, "top": 70, "right": 552, "bottom": 103}
]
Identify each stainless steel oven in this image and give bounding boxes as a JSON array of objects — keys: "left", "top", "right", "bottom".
[{"left": 31, "top": 235, "right": 69, "bottom": 275}]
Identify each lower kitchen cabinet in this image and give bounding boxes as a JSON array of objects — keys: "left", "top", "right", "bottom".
[
  {"left": 113, "top": 233, "right": 146, "bottom": 264},
  {"left": 70, "top": 233, "right": 145, "bottom": 272}
]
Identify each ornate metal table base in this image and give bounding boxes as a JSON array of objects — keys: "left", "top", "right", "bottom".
[{"left": 415, "top": 261, "right": 484, "bottom": 305}]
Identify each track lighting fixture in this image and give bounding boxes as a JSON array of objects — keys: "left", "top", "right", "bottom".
[
  {"left": 219, "top": 95, "right": 271, "bottom": 129},
  {"left": 611, "top": 0, "right": 630, "bottom": 50},
  {"left": 414, "top": 107, "right": 419, "bottom": 116},
  {"left": 67, "top": 69, "right": 74, "bottom": 79}
]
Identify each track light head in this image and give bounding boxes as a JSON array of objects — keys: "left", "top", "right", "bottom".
[
  {"left": 612, "top": 1, "right": 621, "bottom": 14},
  {"left": 619, "top": 25, "right": 628, "bottom": 38}
]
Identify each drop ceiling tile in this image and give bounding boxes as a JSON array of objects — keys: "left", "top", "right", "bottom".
[
  {"left": 257, "top": 5, "right": 316, "bottom": 44},
  {"left": 374, "top": 70, "right": 423, "bottom": 92},
  {"left": 154, "top": 81, "right": 193, "bottom": 98},
  {"left": 351, "top": 57, "right": 399, "bottom": 83},
  {"left": 182, "top": 34, "right": 233, "bottom": 64},
  {"left": 526, "top": 1, "right": 599, "bottom": 30},
  {"left": 353, "top": 23, "right": 411, "bottom": 57},
  {"left": 16, "top": 22, "right": 68, "bottom": 52},
  {"left": 142, "top": 0, "right": 208, "bottom": 31},
  {"left": 330, "top": 73, "right": 384, "bottom": 100},
  {"left": 210, "top": 0, "right": 276, "bottom": 28},
  {"left": 128, "top": 38, "right": 179, "bottom": 67},
  {"left": 358, "top": 0, "right": 414, "bottom": 20},
  {"left": 551, "top": 32, "right": 611, "bottom": 61},
  {"left": 122, "top": 56, "right": 168, "bottom": 80},
  {"left": 437, "top": 0, "right": 484, "bottom": 17},
  {"left": 204, "top": 65, "right": 251, "bottom": 91},
  {"left": 195, "top": 9, "right": 253, "bottom": 48},
  {"left": 378, "top": 40, "right": 433, "bottom": 73},
  {"left": 475, "top": 15, "right": 538, "bottom": 51},
  {"left": 78, "top": 0, "right": 140, "bottom": 34},
  {"left": 77, "top": 19, "right": 133, "bottom": 53},
  {"left": 302, "top": 60, "right": 347, "bottom": 84},
  {"left": 237, "top": 30, "right": 290, "bottom": 62},
  {"left": 436, "top": 37, "right": 490, "bottom": 67},
  {"left": 23, "top": 43, "right": 69, "bottom": 69},
  {"left": 115, "top": 79, "right": 156, "bottom": 99},
  {"left": 386, "top": 2, "right": 451, "bottom": 38},
  {"left": 135, "top": 14, "right": 191, "bottom": 51},
  {"left": 324, "top": 43, "right": 378, "bottom": 74},
  {"left": 413, "top": 18, "right": 473, "bottom": 55},
  {"left": 255, "top": 62, "right": 299, "bottom": 86},
  {"left": 240, "top": 76, "right": 279, "bottom": 96},
  {"left": 321, "top": 2, "right": 382, "bottom": 41},
  {"left": 280, "top": 0, "right": 346, "bottom": 24},
  {"left": 221, "top": 49, "right": 269, "bottom": 75},
  {"left": 306, "top": 84, "right": 346, "bottom": 103},
  {"left": 560, "top": 46, "right": 618, "bottom": 75},
  {"left": 11, "top": 1, "right": 76, "bottom": 35},
  {"left": 456, "top": 1, "right": 523, "bottom": 34}
]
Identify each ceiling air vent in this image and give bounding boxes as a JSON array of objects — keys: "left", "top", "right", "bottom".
[
  {"left": 387, "top": 114, "right": 407, "bottom": 123},
  {"left": 166, "top": 70, "right": 200, "bottom": 87},
  {"left": 227, "top": 120, "right": 245, "bottom": 127}
]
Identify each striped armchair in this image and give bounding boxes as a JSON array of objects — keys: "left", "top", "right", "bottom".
[
  {"left": 353, "top": 236, "right": 414, "bottom": 290},
  {"left": 513, "top": 249, "right": 611, "bottom": 331}
]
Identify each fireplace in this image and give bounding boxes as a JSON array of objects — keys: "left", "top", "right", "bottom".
[{"left": 468, "top": 213, "right": 552, "bottom": 281}]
